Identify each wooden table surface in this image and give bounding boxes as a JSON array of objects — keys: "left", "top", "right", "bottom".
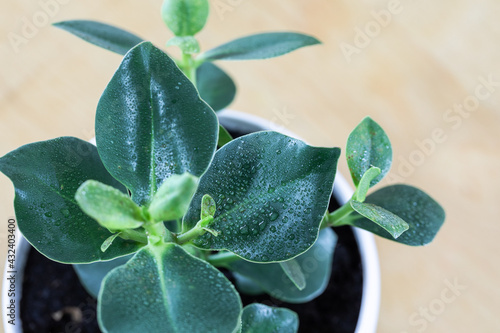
[{"left": 1, "top": 1, "right": 499, "bottom": 332}]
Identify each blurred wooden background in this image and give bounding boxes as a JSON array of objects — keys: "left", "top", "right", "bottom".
[{"left": 1, "top": 1, "right": 499, "bottom": 332}]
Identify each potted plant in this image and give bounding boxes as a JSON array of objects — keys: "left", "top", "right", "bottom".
[{"left": 1, "top": 1, "right": 445, "bottom": 332}]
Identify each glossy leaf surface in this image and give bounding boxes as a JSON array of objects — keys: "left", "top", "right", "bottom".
[
  {"left": 0, "top": 137, "right": 143, "bottom": 263},
  {"left": 241, "top": 304, "right": 298, "bottom": 333},
  {"left": 161, "top": 0, "right": 209, "bottom": 36},
  {"left": 351, "top": 185, "right": 445, "bottom": 245},
  {"left": 184, "top": 131, "right": 339, "bottom": 262},
  {"left": 350, "top": 200, "right": 409, "bottom": 239},
  {"left": 96, "top": 42, "right": 218, "bottom": 206},
  {"left": 73, "top": 255, "right": 132, "bottom": 298},
  {"left": 230, "top": 228, "right": 337, "bottom": 303},
  {"left": 53, "top": 20, "right": 143, "bottom": 55},
  {"left": 196, "top": 62, "right": 236, "bottom": 111},
  {"left": 346, "top": 117, "right": 392, "bottom": 187},
  {"left": 197, "top": 32, "right": 320, "bottom": 61},
  {"left": 75, "top": 180, "right": 145, "bottom": 231},
  {"left": 98, "top": 244, "right": 242, "bottom": 333}
]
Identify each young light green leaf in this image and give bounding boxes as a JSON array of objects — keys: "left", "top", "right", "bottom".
[
  {"left": 197, "top": 32, "right": 321, "bottom": 61},
  {"left": 351, "top": 185, "right": 445, "bottom": 245},
  {"left": 279, "top": 259, "right": 306, "bottom": 291},
  {"left": 184, "top": 131, "right": 340, "bottom": 262},
  {"left": 201, "top": 194, "right": 216, "bottom": 219},
  {"left": 76, "top": 180, "right": 145, "bottom": 231},
  {"left": 98, "top": 244, "right": 242, "bottom": 333},
  {"left": 73, "top": 254, "right": 133, "bottom": 298},
  {"left": 161, "top": 0, "right": 209, "bottom": 36},
  {"left": 53, "top": 20, "right": 143, "bottom": 55},
  {"left": 96, "top": 42, "right": 218, "bottom": 206},
  {"left": 148, "top": 173, "right": 198, "bottom": 222},
  {"left": 0, "top": 137, "right": 143, "bottom": 263},
  {"left": 101, "top": 233, "right": 121, "bottom": 252},
  {"left": 354, "top": 166, "right": 381, "bottom": 202},
  {"left": 167, "top": 36, "right": 200, "bottom": 54},
  {"left": 350, "top": 200, "right": 409, "bottom": 239},
  {"left": 241, "top": 304, "right": 298, "bottom": 333},
  {"left": 196, "top": 62, "right": 236, "bottom": 112},
  {"left": 218, "top": 124, "right": 234, "bottom": 147},
  {"left": 229, "top": 228, "right": 337, "bottom": 303},
  {"left": 346, "top": 117, "right": 392, "bottom": 187}
]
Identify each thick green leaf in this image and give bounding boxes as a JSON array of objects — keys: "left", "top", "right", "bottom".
[
  {"left": 96, "top": 42, "right": 218, "bottom": 206},
  {"left": 184, "top": 131, "right": 339, "bottom": 262},
  {"left": 346, "top": 117, "right": 392, "bottom": 187},
  {"left": 350, "top": 200, "right": 409, "bottom": 239},
  {"left": 161, "top": 0, "right": 209, "bottom": 36},
  {"left": 0, "top": 137, "right": 143, "bottom": 263},
  {"left": 351, "top": 185, "right": 445, "bottom": 245},
  {"left": 233, "top": 273, "right": 265, "bottom": 296},
  {"left": 279, "top": 259, "right": 306, "bottom": 291},
  {"left": 166, "top": 36, "right": 200, "bottom": 54},
  {"left": 148, "top": 173, "right": 198, "bottom": 222},
  {"left": 230, "top": 228, "right": 337, "bottom": 303},
  {"left": 196, "top": 62, "right": 236, "bottom": 111},
  {"left": 75, "top": 180, "right": 145, "bottom": 231},
  {"left": 53, "top": 20, "right": 143, "bottom": 55},
  {"left": 241, "top": 304, "right": 298, "bottom": 333},
  {"left": 218, "top": 124, "right": 234, "bottom": 147},
  {"left": 197, "top": 32, "right": 321, "bottom": 61},
  {"left": 98, "top": 243, "right": 242, "bottom": 333},
  {"left": 73, "top": 255, "right": 132, "bottom": 298}
]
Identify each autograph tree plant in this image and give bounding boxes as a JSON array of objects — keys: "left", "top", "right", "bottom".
[{"left": 0, "top": 1, "right": 445, "bottom": 332}]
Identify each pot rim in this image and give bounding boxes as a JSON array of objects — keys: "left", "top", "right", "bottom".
[{"left": 2, "top": 109, "right": 380, "bottom": 333}]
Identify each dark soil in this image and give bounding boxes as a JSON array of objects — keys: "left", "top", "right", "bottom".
[
  {"left": 19, "top": 126, "right": 362, "bottom": 332},
  {"left": 20, "top": 211, "right": 362, "bottom": 333}
]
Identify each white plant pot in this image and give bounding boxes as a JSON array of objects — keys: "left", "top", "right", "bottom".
[{"left": 3, "top": 110, "right": 380, "bottom": 333}]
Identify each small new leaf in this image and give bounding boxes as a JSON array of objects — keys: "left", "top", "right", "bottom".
[
  {"left": 149, "top": 173, "right": 198, "bottom": 222},
  {"left": 351, "top": 185, "right": 445, "bottom": 246},
  {"left": 75, "top": 180, "right": 145, "bottom": 231},
  {"left": 201, "top": 194, "right": 216, "bottom": 219},
  {"left": 350, "top": 200, "right": 409, "bottom": 239},
  {"left": 354, "top": 166, "right": 381, "bottom": 202},
  {"left": 279, "top": 259, "right": 306, "bottom": 291},
  {"left": 346, "top": 117, "right": 392, "bottom": 187},
  {"left": 161, "top": 0, "right": 209, "bottom": 36},
  {"left": 166, "top": 36, "right": 200, "bottom": 54},
  {"left": 101, "top": 233, "right": 122, "bottom": 252},
  {"left": 218, "top": 125, "right": 234, "bottom": 147}
]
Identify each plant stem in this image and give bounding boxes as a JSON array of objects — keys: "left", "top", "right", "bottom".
[
  {"left": 321, "top": 201, "right": 355, "bottom": 228},
  {"left": 207, "top": 251, "right": 241, "bottom": 267},
  {"left": 181, "top": 52, "right": 197, "bottom": 84},
  {"left": 119, "top": 229, "right": 148, "bottom": 244},
  {"left": 176, "top": 216, "right": 214, "bottom": 244},
  {"left": 143, "top": 221, "right": 174, "bottom": 244}
]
